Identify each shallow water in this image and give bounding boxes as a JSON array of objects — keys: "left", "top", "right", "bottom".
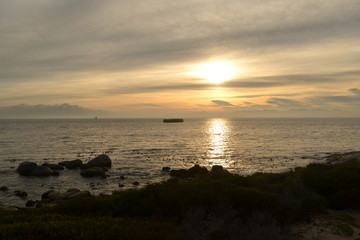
[{"left": 1, "top": 118, "right": 360, "bottom": 206}]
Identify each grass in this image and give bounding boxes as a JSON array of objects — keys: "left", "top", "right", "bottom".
[{"left": 1, "top": 161, "right": 360, "bottom": 239}]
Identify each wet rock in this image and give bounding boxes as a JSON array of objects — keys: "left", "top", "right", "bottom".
[
  {"left": 39, "top": 189, "right": 92, "bottom": 207},
  {"left": 17, "top": 161, "right": 38, "bottom": 176},
  {"left": 80, "top": 167, "right": 107, "bottom": 177},
  {"left": 132, "top": 181, "right": 140, "bottom": 186},
  {"left": 119, "top": 184, "right": 125, "bottom": 188},
  {"left": 80, "top": 163, "right": 92, "bottom": 170},
  {"left": 14, "top": 190, "right": 27, "bottom": 198},
  {"left": 88, "top": 154, "right": 112, "bottom": 168},
  {"left": 210, "top": 165, "right": 229, "bottom": 174},
  {"left": 327, "top": 151, "right": 360, "bottom": 164},
  {"left": 119, "top": 175, "right": 126, "bottom": 180},
  {"left": 162, "top": 167, "right": 171, "bottom": 172},
  {"left": 170, "top": 169, "right": 191, "bottom": 179},
  {"left": 0, "top": 186, "right": 8, "bottom": 191},
  {"left": 58, "top": 159, "right": 83, "bottom": 169},
  {"left": 188, "top": 164, "right": 208, "bottom": 176},
  {"left": 42, "top": 163, "right": 64, "bottom": 171},
  {"left": 66, "top": 188, "right": 80, "bottom": 193},
  {"left": 31, "top": 166, "right": 53, "bottom": 177},
  {"left": 51, "top": 171, "right": 60, "bottom": 176},
  {"left": 26, "top": 200, "right": 36, "bottom": 207}
]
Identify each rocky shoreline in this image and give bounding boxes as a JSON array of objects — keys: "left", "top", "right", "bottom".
[{"left": 1, "top": 151, "right": 360, "bottom": 211}]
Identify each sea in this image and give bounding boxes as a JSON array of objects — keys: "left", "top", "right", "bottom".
[{"left": 1, "top": 118, "right": 360, "bottom": 206}]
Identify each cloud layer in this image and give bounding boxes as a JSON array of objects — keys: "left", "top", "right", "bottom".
[{"left": 0, "top": 0, "right": 359, "bottom": 117}]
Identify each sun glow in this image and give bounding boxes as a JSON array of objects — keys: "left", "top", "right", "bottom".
[{"left": 196, "top": 61, "right": 236, "bottom": 84}]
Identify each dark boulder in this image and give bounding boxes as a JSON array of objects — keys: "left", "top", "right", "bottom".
[
  {"left": 51, "top": 171, "right": 60, "bottom": 176},
  {"left": 26, "top": 200, "right": 36, "bottom": 207},
  {"left": 162, "top": 167, "right": 171, "bottom": 172},
  {"left": 17, "top": 162, "right": 38, "bottom": 176},
  {"left": 59, "top": 159, "right": 83, "bottom": 169},
  {"left": 0, "top": 186, "right": 8, "bottom": 191},
  {"left": 31, "top": 166, "right": 53, "bottom": 177},
  {"left": 14, "top": 190, "right": 27, "bottom": 198},
  {"left": 88, "top": 154, "right": 112, "bottom": 168},
  {"left": 132, "top": 181, "right": 140, "bottom": 186},
  {"left": 210, "top": 165, "right": 230, "bottom": 175},
  {"left": 170, "top": 169, "right": 191, "bottom": 179},
  {"left": 188, "top": 164, "right": 208, "bottom": 176},
  {"left": 42, "top": 163, "right": 64, "bottom": 171},
  {"left": 80, "top": 167, "right": 107, "bottom": 177}
]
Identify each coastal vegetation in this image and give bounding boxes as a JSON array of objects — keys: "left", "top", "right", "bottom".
[{"left": 1, "top": 152, "right": 360, "bottom": 239}]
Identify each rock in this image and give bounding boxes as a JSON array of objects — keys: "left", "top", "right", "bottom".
[
  {"left": 170, "top": 169, "right": 191, "bottom": 179},
  {"left": 17, "top": 161, "right": 38, "bottom": 176},
  {"left": 31, "top": 166, "right": 53, "bottom": 177},
  {"left": 327, "top": 151, "right": 360, "bottom": 164},
  {"left": 68, "top": 191, "right": 91, "bottom": 199},
  {"left": 66, "top": 188, "right": 80, "bottom": 193},
  {"left": 26, "top": 200, "right": 36, "bottom": 207},
  {"left": 51, "top": 171, "right": 60, "bottom": 176},
  {"left": 132, "top": 181, "right": 140, "bottom": 186},
  {"left": 0, "top": 186, "right": 8, "bottom": 191},
  {"left": 58, "top": 159, "right": 83, "bottom": 169},
  {"left": 42, "top": 190, "right": 55, "bottom": 200},
  {"left": 162, "top": 167, "right": 171, "bottom": 172},
  {"left": 188, "top": 164, "right": 208, "bottom": 177},
  {"left": 119, "top": 184, "right": 125, "bottom": 188},
  {"left": 88, "top": 154, "right": 112, "bottom": 168},
  {"left": 211, "top": 165, "right": 229, "bottom": 174},
  {"left": 80, "top": 167, "right": 107, "bottom": 177},
  {"left": 170, "top": 165, "right": 209, "bottom": 179},
  {"left": 14, "top": 190, "right": 27, "bottom": 198},
  {"left": 119, "top": 175, "right": 126, "bottom": 180},
  {"left": 42, "top": 163, "right": 64, "bottom": 171},
  {"left": 80, "top": 163, "right": 92, "bottom": 169}
]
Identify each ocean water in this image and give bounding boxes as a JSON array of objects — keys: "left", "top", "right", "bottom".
[{"left": 1, "top": 118, "right": 360, "bottom": 206}]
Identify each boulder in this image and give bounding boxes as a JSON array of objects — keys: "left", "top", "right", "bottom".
[
  {"left": 0, "top": 186, "right": 8, "bottom": 191},
  {"left": 31, "top": 166, "right": 53, "bottom": 177},
  {"left": 210, "top": 165, "right": 230, "bottom": 175},
  {"left": 170, "top": 169, "right": 191, "bottom": 179},
  {"left": 80, "top": 167, "right": 107, "bottom": 177},
  {"left": 162, "top": 167, "right": 171, "bottom": 172},
  {"left": 88, "top": 154, "right": 112, "bottom": 168},
  {"left": 42, "top": 163, "right": 64, "bottom": 171},
  {"left": 17, "top": 162, "right": 38, "bottom": 176},
  {"left": 132, "top": 181, "right": 140, "bottom": 186},
  {"left": 51, "top": 171, "right": 60, "bottom": 176},
  {"left": 14, "top": 190, "right": 27, "bottom": 198},
  {"left": 188, "top": 164, "right": 208, "bottom": 176},
  {"left": 58, "top": 159, "right": 83, "bottom": 169},
  {"left": 26, "top": 200, "right": 36, "bottom": 207}
]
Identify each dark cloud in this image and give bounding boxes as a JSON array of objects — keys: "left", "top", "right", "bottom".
[
  {"left": 348, "top": 88, "right": 360, "bottom": 95},
  {"left": 0, "top": 103, "right": 105, "bottom": 118},
  {"left": 211, "top": 100, "right": 234, "bottom": 106},
  {"left": 267, "top": 98, "right": 304, "bottom": 107}
]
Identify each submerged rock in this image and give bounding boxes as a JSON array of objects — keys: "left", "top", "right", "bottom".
[
  {"left": 80, "top": 167, "right": 107, "bottom": 177},
  {"left": 88, "top": 154, "right": 112, "bottom": 168},
  {"left": 17, "top": 162, "right": 38, "bottom": 176},
  {"left": 58, "top": 159, "right": 83, "bottom": 169}
]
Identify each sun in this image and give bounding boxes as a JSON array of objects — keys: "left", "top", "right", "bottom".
[{"left": 196, "top": 61, "right": 236, "bottom": 84}]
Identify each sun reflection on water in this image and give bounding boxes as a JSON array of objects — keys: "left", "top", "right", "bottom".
[{"left": 206, "top": 119, "right": 231, "bottom": 167}]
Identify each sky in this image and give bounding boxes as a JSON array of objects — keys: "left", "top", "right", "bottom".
[{"left": 0, "top": 0, "right": 359, "bottom": 118}]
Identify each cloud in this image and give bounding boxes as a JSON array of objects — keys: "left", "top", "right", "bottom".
[
  {"left": 211, "top": 100, "right": 234, "bottom": 106},
  {"left": 0, "top": 103, "right": 106, "bottom": 118},
  {"left": 266, "top": 98, "right": 304, "bottom": 107},
  {"left": 348, "top": 88, "right": 360, "bottom": 95}
]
